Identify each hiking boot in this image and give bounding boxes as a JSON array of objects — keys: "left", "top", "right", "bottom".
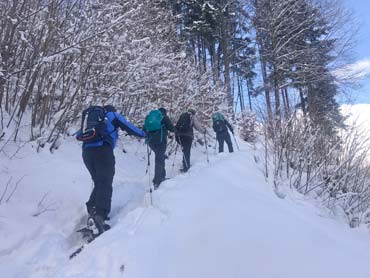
[
  {"left": 91, "top": 214, "right": 109, "bottom": 235},
  {"left": 153, "top": 183, "right": 160, "bottom": 190},
  {"left": 87, "top": 216, "right": 99, "bottom": 236},
  {"left": 179, "top": 168, "right": 188, "bottom": 173}
]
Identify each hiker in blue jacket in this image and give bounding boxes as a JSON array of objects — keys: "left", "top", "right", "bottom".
[
  {"left": 76, "top": 105, "right": 145, "bottom": 233},
  {"left": 145, "top": 107, "right": 175, "bottom": 190}
]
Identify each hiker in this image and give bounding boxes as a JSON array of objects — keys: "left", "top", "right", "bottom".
[
  {"left": 144, "top": 107, "right": 175, "bottom": 190},
  {"left": 212, "top": 112, "right": 234, "bottom": 153},
  {"left": 175, "top": 108, "right": 206, "bottom": 172},
  {"left": 76, "top": 105, "right": 145, "bottom": 233}
]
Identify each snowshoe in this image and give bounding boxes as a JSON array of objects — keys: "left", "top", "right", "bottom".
[{"left": 70, "top": 215, "right": 110, "bottom": 259}]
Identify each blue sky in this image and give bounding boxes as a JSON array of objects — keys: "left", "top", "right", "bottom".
[{"left": 342, "top": 0, "right": 370, "bottom": 103}]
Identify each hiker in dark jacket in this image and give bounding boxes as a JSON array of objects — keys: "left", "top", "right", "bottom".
[
  {"left": 146, "top": 107, "right": 175, "bottom": 189},
  {"left": 212, "top": 112, "right": 234, "bottom": 153},
  {"left": 76, "top": 105, "right": 145, "bottom": 233},
  {"left": 175, "top": 108, "right": 206, "bottom": 172}
]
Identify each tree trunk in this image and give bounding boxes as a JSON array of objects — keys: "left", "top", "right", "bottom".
[
  {"left": 220, "top": 15, "right": 232, "bottom": 109},
  {"left": 299, "top": 87, "right": 307, "bottom": 116},
  {"left": 246, "top": 79, "right": 253, "bottom": 111}
]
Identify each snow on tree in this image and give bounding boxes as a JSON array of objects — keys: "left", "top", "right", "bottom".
[{"left": 0, "top": 0, "right": 226, "bottom": 150}]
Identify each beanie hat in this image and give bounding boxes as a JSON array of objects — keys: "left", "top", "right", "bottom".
[
  {"left": 159, "top": 107, "right": 167, "bottom": 116},
  {"left": 187, "top": 108, "right": 196, "bottom": 115}
]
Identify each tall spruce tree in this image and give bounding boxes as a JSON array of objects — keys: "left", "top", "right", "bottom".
[
  {"left": 166, "top": 0, "right": 256, "bottom": 111},
  {"left": 253, "top": 0, "right": 344, "bottom": 134}
]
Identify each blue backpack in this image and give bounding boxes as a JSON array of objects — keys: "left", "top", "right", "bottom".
[{"left": 77, "top": 106, "right": 107, "bottom": 144}]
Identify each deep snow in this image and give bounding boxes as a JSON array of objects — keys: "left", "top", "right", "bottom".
[{"left": 0, "top": 133, "right": 370, "bottom": 278}]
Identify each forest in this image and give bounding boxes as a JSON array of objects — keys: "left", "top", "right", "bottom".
[{"left": 1, "top": 0, "right": 369, "bottom": 227}]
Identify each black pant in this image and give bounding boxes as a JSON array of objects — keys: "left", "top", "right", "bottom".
[
  {"left": 177, "top": 135, "right": 193, "bottom": 170},
  {"left": 217, "top": 131, "right": 233, "bottom": 153},
  {"left": 82, "top": 144, "right": 115, "bottom": 219},
  {"left": 148, "top": 141, "right": 167, "bottom": 185}
]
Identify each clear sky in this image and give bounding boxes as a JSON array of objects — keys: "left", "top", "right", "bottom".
[{"left": 342, "top": 0, "right": 370, "bottom": 103}]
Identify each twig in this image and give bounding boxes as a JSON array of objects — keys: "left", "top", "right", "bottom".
[
  {"left": 10, "top": 142, "right": 28, "bottom": 159},
  {"left": 0, "top": 177, "right": 12, "bottom": 204},
  {"left": 32, "top": 192, "right": 57, "bottom": 217},
  {"left": 6, "top": 175, "right": 25, "bottom": 203}
]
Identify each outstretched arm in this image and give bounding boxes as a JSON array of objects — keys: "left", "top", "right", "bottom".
[{"left": 112, "top": 113, "right": 146, "bottom": 138}]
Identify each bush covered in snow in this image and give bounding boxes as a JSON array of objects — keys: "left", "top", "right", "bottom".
[{"left": 236, "top": 110, "right": 257, "bottom": 143}]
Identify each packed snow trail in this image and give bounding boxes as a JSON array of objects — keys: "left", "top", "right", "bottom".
[
  {"left": 1, "top": 139, "right": 370, "bottom": 278},
  {"left": 56, "top": 148, "right": 370, "bottom": 278}
]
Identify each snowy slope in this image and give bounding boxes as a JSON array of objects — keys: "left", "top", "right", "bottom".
[{"left": 1, "top": 136, "right": 370, "bottom": 278}]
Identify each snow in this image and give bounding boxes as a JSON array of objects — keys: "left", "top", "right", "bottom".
[{"left": 1, "top": 135, "right": 370, "bottom": 278}]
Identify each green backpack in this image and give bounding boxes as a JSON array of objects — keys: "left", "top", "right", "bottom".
[
  {"left": 212, "top": 112, "right": 224, "bottom": 122},
  {"left": 144, "top": 110, "right": 163, "bottom": 132}
]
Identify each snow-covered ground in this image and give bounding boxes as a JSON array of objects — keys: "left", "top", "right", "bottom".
[{"left": 1, "top": 132, "right": 370, "bottom": 278}]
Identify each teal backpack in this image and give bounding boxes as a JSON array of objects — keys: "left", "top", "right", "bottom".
[
  {"left": 212, "top": 112, "right": 226, "bottom": 133},
  {"left": 144, "top": 110, "right": 163, "bottom": 132},
  {"left": 212, "top": 112, "right": 224, "bottom": 122}
]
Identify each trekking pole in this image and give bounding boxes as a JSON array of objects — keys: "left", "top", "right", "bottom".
[
  {"left": 203, "top": 133, "right": 209, "bottom": 163},
  {"left": 146, "top": 145, "right": 153, "bottom": 206},
  {"left": 172, "top": 142, "right": 179, "bottom": 170},
  {"left": 232, "top": 133, "right": 240, "bottom": 151}
]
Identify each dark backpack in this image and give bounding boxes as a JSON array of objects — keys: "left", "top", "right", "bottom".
[
  {"left": 77, "top": 106, "right": 107, "bottom": 144},
  {"left": 213, "top": 120, "right": 226, "bottom": 133},
  {"left": 144, "top": 110, "right": 163, "bottom": 132},
  {"left": 176, "top": 112, "right": 192, "bottom": 133}
]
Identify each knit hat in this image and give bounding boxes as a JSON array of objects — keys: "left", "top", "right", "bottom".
[
  {"left": 159, "top": 107, "right": 167, "bottom": 116},
  {"left": 187, "top": 108, "right": 196, "bottom": 115}
]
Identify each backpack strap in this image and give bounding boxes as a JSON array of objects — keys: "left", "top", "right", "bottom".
[{"left": 80, "top": 107, "right": 90, "bottom": 131}]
